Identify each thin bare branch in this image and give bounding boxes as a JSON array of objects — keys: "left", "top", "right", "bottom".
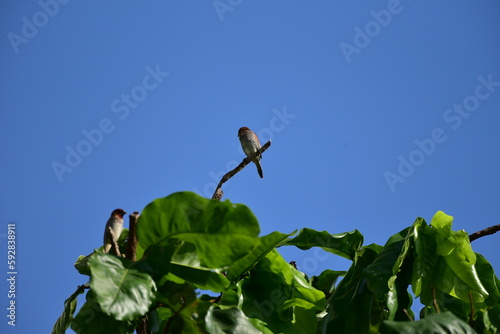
[
  {"left": 211, "top": 140, "right": 272, "bottom": 200},
  {"left": 403, "top": 308, "right": 414, "bottom": 321},
  {"left": 469, "top": 223, "right": 500, "bottom": 242}
]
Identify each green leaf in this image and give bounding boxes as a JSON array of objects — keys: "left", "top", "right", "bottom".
[
  {"left": 263, "top": 249, "right": 326, "bottom": 311},
  {"left": 412, "top": 220, "right": 437, "bottom": 300},
  {"left": 430, "top": 212, "right": 488, "bottom": 303},
  {"left": 51, "top": 285, "right": 87, "bottom": 334},
  {"left": 380, "top": 311, "right": 477, "bottom": 334},
  {"left": 136, "top": 243, "right": 230, "bottom": 292},
  {"left": 283, "top": 228, "right": 363, "bottom": 260},
  {"left": 324, "top": 290, "right": 375, "bottom": 334},
  {"left": 155, "top": 281, "right": 197, "bottom": 310},
  {"left": 205, "top": 306, "right": 261, "bottom": 334},
  {"left": 71, "top": 291, "right": 135, "bottom": 334},
  {"left": 177, "top": 233, "right": 257, "bottom": 268},
  {"left": 483, "top": 302, "right": 500, "bottom": 332},
  {"left": 169, "top": 262, "right": 230, "bottom": 292},
  {"left": 364, "top": 225, "right": 416, "bottom": 320},
  {"left": 89, "top": 252, "right": 156, "bottom": 321},
  {"left": 160, "top": 298, "right": 210, "bottom": 334},
  {"left": 474, "top": 253, "right": 500, "bottom": 306},
  {"left": 363, "top": 236, "right": 405, "bottom": 299},
  {"left": 157, "top": 307, "right": 173, "bottom": 321},
  {"left": 310, "top": 269, "right": 346, "bottom": 295},
  {"left": 430, "top": 211, "right": 452, "bottom": 228},
  {"left": 430, "top": 258, "right": 483, "bottom": 304},
  {"left": 226, "top": 231, "right": 290, "bottom": 282},
  {"left": 322, "top": 245, "right": 381, "bottom": 334},
  {"left": 137, "top": 192, "right": 260, "bottom": 268},
  {"left": 74, "top": 254, "right": 93, "bottom": 276},
  {"left": 240, "top": 250, "right": 325, "bottom": 333}
]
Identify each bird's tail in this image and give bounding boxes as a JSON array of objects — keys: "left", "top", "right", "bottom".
[{"left": 256, "top": 161, "right": 264, "bottom": 178}]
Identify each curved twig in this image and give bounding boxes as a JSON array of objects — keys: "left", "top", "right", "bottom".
[
  {"left": 469, "top": 224, "right": 500, "bottom": 242},
  {"left": 211, "top": 140, "right": 271, "bottom": 200}
]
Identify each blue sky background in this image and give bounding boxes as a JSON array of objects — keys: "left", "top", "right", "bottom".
[{"left": 1, "top": 1, "right": 500, "bottom": 332}]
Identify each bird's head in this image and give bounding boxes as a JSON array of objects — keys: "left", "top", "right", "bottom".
[
  {"left": 238, "top": 127, "right": 250, "bottom": 138},
  {"left": 111, "top": 209, "right": 127, "bottom": 218}
]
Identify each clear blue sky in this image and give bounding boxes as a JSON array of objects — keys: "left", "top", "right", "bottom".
[{"left": 1, "top": 1, "right": 500, "bottom": 333}]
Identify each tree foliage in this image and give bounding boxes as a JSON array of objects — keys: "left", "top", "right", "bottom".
[{"left": 53, "top": 192, "right": 500, "bottom": 334}]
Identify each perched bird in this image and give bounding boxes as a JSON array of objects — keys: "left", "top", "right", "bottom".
[
  {"left": 238, "top": 127, "right": 263, "bottom": 178},
  {"left": 103, "top": 209, "right": 126, "bottom": 254}
]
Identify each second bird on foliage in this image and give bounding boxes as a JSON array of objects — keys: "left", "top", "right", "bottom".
[
  {"left": 103, "top": 208, "right": 126, "bottom": 254},
  {"left": 238, "top": 127, "right": 264, "bottom": 178}
]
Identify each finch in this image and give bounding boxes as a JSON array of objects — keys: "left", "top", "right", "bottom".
[
  {"left": 103, "top": 209, "right": 126, "bottom": 254},
  {"left": 238, "top": 127, "right": 263, "bottom": 178}
]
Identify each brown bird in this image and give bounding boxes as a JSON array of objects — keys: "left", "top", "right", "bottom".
[
  {"left": 238, "top": 127, "right": 263, "bottom": 178},
  {"left": 103, "top": 209, "right": 126, "bottom": 254}
]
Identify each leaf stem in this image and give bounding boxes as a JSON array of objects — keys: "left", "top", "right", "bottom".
[{"left": 432, "top": 287, "right": 440, "bottom": 314}]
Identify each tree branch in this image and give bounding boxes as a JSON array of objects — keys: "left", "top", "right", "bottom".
[
  {"left": 125, "top": 211, "right": 140, "bottom": 261},
  {"left": 402, "top": 308, "right": 414, "bottom": 321},
  {"left": 124, "top": 211, "right": 148, "bottom": 334},
  {"left": 211, "top": 140, "right": 271, "bottom": 200},
  {"left": 469, "top": 223, "right": 500, "bottom": 242}
]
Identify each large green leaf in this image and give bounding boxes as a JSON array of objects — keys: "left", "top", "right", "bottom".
[
  {"left": 283, "top": 228, "right": 363, "bottom": 260},
  {"left": 89, "top": 252, "right": 156, "bottom": 321},
  {"left": 364, "top": 225, "right": 417, "bottom": 320},
  {"left": 380, "top": 311, "right": 476, "bottom": 334},
  {"left": 71, "top": 291, "right": 135, "bottom": 334},
  {"left": 474, "top": 253, "right": 500, "bottom": 307},
  {"left": 430, "top": 211, "right": 488, "bottom": 303},
  {"left": 136, "top": 243, "right": 231, "bottom": 292},
  {"left": 240, "top": 250, "right": 325, "bottom": 333},
  {"left": 226, "top": 231, "right": 290, "bottom": 282},
  {"left": 155, "top": 281, "right": 197, "bottom": 317},
  {"left": 411, "top": 220, "right": 437, "bottom": 300},
  {"left": 310, "top": 269, "right": 346, "bottom": 295},
  {"left": 75, "top": 254, "right": 92, "bottom": 276},
  {"left": 137, "top": 192, "right": 260, "bottom": 268},
  {"left": 51, "top": 285, "right": 87, "bottom": 334},
  {"left": 324, "top": 245, "right": 381, "bottom": 334},
  {"left": 168, "top": 263, "right": 230, "bottom": 292},
  {"left": 205, "top": 306, "right": 261, "bottom": 334}
]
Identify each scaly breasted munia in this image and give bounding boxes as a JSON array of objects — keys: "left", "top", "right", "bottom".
[
  {"left": 103, "top": 208, "right": 126, "bottom": 254},
  {"left": 238, "top": 127, "right": 263, "bottom": 178}
]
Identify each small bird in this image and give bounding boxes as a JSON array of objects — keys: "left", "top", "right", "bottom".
[
  {"left": 238, "top": 127, "right": 263, "bottom": 178},
  {"left": 103, "top": 209, "right": 126, "bottom": 254}
]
